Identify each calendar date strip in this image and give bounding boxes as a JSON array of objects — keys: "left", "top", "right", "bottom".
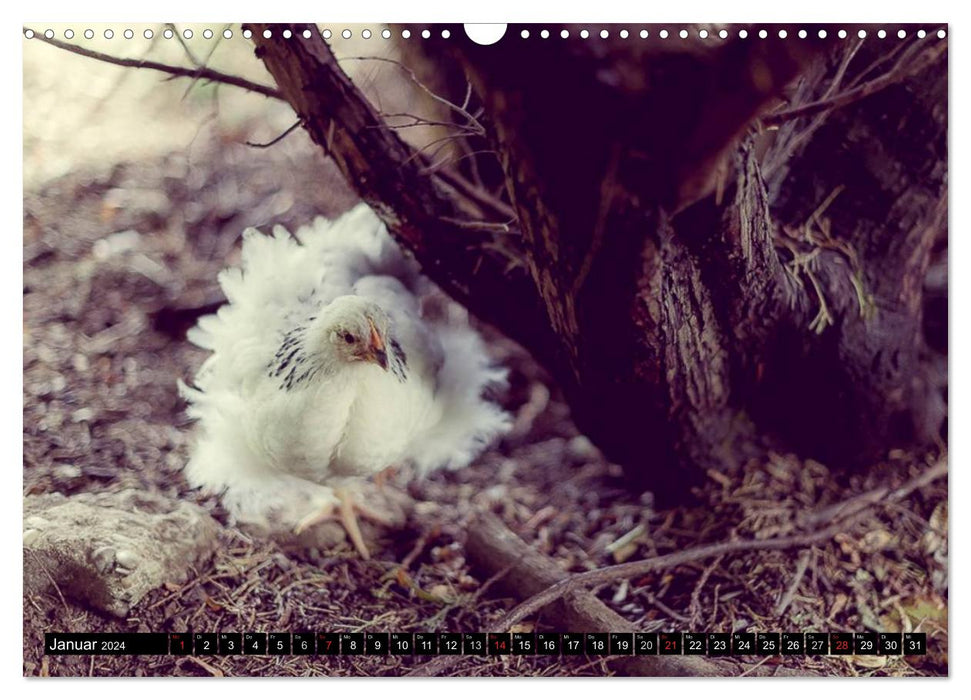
[{"left": 44, "top": 631, "right": 926, "bottom": 657}]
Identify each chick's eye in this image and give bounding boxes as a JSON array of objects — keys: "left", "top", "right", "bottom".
[{"left": 342, "top": 332, "right": 356, "bottom": 344}]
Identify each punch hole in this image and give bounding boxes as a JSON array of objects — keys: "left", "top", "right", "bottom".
[
  {"left": 937, "top": 29, "right": 946, "bottom": 38},
  {"left": 84, "top": 29, "right": 94, "bottom": 39},
  {"left": 104, "top": 29, "right": 114, "bottom": 39},
  {"left": 225, "top": 29, "right": 235, "bottom": 39},
  {"left": 619, "top": 29, "right": 629, "bottom": 39},
  {"left": 441, "top": 29, "right": 450, "bottom": 38},
  {"left": 540, "top": 29, "right": 550, "bottom": 39},
  {"left": 322, "top": 29, "right": 332, "bottom": 39},
  {"left": 362, "top": 29, "right": 372, "bottom": 39},
  {"left": 381, "top": 29, "right": 391, "bottom": 39},
  {"left": 699, "top": 29, "right": 708, "bottom": 39},
  {"left": 342, "top": 29, "right": 353, "bottom": 39},
  {"left": 580, "top": 29, "right": 589, "bottom": 39},
  {"left": 144, "top": 29, "right": 153, "bottom": 39},
  {"left": 65, "top": 29, "right": 74, "bottom": 39},
  {"left": 183, "top": 29, "right": 193, "bottom": 39},
  {"left": 659, "top": 29, "right": 668, "bottom": 38},
  {"left": 24, "top": 29, "right": 34, "bottom": 39},
  {"left": 125, "top": 29, "right": 134, "bottom": 39},
  {"left": 163, "top": 28, "right": 173, "bottom": 39},
  {"left": 282, "top": 29, "right": 292, "bottom": 39},
  {"left": 639, "top": 29, "right": 648, "bottom": 39},
  {"left": 402, "top": 29, "right": 411, "bottom": 39},
  {"left": 421, "top": 29, "right": 430, "bottom": 39},
  {"left": 679, "top": 29, "right": 688, "bottom": 39},
  {"left": 242, "top": 29, "right": 252, "bottom": 39},
  {"left": 203, "top": 29, "right": 213, "bottom": 39},
  {"left": 464, "top": 24, "right": 507, "bottom": 45}
]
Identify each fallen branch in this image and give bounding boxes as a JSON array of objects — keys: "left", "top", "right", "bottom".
[{"left": 408, "top": 511, "right": 729, "bottom": 677}]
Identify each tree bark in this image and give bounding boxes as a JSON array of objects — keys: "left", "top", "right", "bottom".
[{"left": 248, "top": 24, "right": 947, "bottom": 498}]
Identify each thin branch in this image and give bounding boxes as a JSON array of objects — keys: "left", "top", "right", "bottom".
[
  {"left": 773, "top": 549, "right": 811, "bottom": 617},
  {"left": 824, "top": 38, "right": 865, "bottom": 101},
  {"left": 762, "top": 40, "right": 946, "bottom": 127},
  {"left": 377, "top": 112, "right": 480, "bottom": 134},
  {"left": 168, "top": 22, "right": 203, "bottom": 68},
  {"left": 431, "top": 166, "right": 516, "bottom": 222},
  {"left": 245, "top": 120, "right": 303, "bottom": 149},
  {"left": 439, "top": 216, "right": 515, "bottom": 233},
  {"left": 179, "top": 25, "right": 233, "bottom": 100},
  {"left": 846, "top": 34, "right": 913, "bottom": 90},
  {"left": 420, "top": 148, "right": 499, "bottom": 176},
  {"left": 25, "top": 29, "right": 282, "bottom": 100},
  {"left": 340, "top": 55, "right": 485, "bottom": 135},
  {"left": 798, "top": 457, "right": 946, "bottom": 529}
]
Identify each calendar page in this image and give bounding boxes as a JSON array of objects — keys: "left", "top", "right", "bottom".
[{"left": 22, "top": 20, "right": 948, "bottom": 679}]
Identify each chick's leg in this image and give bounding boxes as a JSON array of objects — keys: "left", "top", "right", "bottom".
[
  {"left": 293, "top": 501, "right": 336, "bottom": 536},
  {"left": 294, "top": 487, "right": 393, "bottom": 560}
]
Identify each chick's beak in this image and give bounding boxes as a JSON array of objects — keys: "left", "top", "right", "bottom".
[{"left": 366, "top": 320, "right": 388, "bottom": 371}]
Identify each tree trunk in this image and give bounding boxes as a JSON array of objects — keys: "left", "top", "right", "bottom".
[{"left": 249, "top": 24, "right": 947, "bottom": 499}]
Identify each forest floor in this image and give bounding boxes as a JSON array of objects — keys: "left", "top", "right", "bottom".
[{"left": 22, "top": 135, "right": 948, "bottom": 677}]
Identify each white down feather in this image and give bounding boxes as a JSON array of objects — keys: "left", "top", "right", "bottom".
[{"left": 179, "top": 203, "right": 510, "bottom": 529}]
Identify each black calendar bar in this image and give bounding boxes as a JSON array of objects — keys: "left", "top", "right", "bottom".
[
  {"left": 45, "top": 633, "right": 168, "bottom": 655},
  {"left": 42, "top": 631, "right": 927, "bottom": 656}
]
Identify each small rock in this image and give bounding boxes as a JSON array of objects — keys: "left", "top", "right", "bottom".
[
  {"left": 114, "top": 549, "right": 139, "bottom": 569},
  {"left": 53, "top": 463, "right": 82, "bottom": 480},
  {"left": 23, "top": 489, "right": 220, "bottom": 617},
  {"left": 92, "top": 230, "right": 141, "bottom": 260},
  {"left": 71, "top": 408, "right": 95, "bottom": 423}
]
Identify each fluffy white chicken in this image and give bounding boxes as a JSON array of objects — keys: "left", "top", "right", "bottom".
[{"left": 179, "top": 203, "right": 510, "bottom": 557}]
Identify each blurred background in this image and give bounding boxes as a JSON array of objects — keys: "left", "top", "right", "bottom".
[{"left": 24, "top": 22, "right": 440, "bottom": 187}]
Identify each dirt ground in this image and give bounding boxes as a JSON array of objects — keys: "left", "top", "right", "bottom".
[{"left": 22, "top": 123, "right": 948, "bottom": 677}]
